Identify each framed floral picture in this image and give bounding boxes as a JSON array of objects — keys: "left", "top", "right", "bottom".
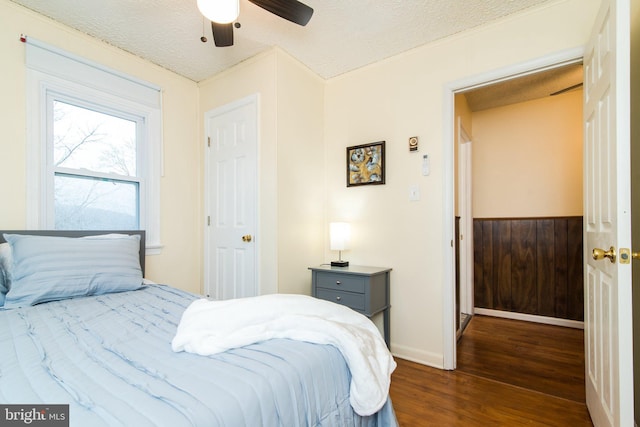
[{"left": 346, "top": 141, "right": 385, "bottom": 187}]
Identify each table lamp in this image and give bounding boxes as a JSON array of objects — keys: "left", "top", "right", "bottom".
[{"left": 330, "top": 222, "right": 350, "bottom": 267}]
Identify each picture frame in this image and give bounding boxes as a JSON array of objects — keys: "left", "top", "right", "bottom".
[{"left": 346, "top": 141, "right": 385, "bottom": 187}]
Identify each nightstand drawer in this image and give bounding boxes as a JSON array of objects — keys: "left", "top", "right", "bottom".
[
  {"left": 309, "top": 265, "right": 392, "bottom": 349},
  {"left": 316, "top": 288, "right": 365, "bottom": 311},
  {"left": 316, "top": 273, "right": 365, "bottom": 294}
]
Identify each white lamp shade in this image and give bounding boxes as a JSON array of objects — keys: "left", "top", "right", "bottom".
[
  {"left": 197, "top": 0, "right": 239, "bottom": 24},
  {"left": 330, "top": 222, "right": 351, "bottom": 251}
]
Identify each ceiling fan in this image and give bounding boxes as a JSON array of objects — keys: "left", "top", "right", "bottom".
[{"left": 197, "top": 0, "right": 314, "bottom": 47}]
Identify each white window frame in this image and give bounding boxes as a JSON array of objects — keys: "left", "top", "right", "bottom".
[
  {"left": 47, "top": 91, "right": 146, "bottom": 230},
  {"left": 25, "top": 38, "right": 163, "bottom": 254}
]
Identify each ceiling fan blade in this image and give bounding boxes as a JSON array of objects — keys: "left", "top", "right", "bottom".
[
  {"left": 211, "top": 22, "right": 234, "bottom": 47},
  {"left": 550, "top": 82, "right": 583, "bottom": 96},
  {"left": 249, "top": 0, "right": 313, "bottom": 26}
]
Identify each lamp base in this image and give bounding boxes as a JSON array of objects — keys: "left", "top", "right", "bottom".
[{"left": 331, "top": 260, "right": 349, "bottom": 267}]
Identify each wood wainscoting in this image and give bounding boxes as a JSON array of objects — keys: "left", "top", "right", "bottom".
[{"left": 473, "top": 216, "right": 583, "bottom": 321}]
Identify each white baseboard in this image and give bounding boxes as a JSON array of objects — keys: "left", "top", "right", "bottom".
[
  {"left": 391, "top": 344, "right": 444, "bottom": 369},
  {"left": 473, "top": 308, "right": 584, "bottom": 330}
]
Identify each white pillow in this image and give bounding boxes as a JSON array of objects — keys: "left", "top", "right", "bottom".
[
  {"left": 0, "top": 242, "right": 12, "bottom": 276},
  {"left": 0, "top": 242, "right": 12, "bottom": 306},
  {"left": 0, "top": 268, "right": 5, "bottom": 307}
]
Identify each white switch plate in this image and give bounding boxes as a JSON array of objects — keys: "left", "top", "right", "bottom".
[{"left": 409, "top": 185, "right": 420, "bottom": 201}]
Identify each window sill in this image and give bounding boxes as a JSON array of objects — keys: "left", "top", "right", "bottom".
[{"left": 146, "top": 244, "right": 163, "bottom": 256}]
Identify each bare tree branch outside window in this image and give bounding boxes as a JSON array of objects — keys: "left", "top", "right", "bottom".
[{"left": 52, "top": 100, "right": 139, "bottom": 230}]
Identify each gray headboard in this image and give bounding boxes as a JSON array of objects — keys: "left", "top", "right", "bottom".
[{"left": 0, "top": 230, "right": 146, "bottom": 276}]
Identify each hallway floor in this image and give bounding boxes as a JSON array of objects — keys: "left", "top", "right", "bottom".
[
  {"left": 390, "top": 315, "right": 592, "bottom": 426},
  {"left": 457, "top": 315, "right": 586, "bottom": 402}
]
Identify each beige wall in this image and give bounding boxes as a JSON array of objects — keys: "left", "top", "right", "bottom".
[
  {"left": 0, "top": 1, "right": 201, "bottom": 294},
  {"left": 275, "top": 53, "right": 325, "bottom": 295},
  {"left": 324, "top": 0, "right": 599, "bottom": 366},
  {"left": 471, "top": 90, "right": 583, "bottom": 218},
  {"left": 198, "top": 49, "right": 324, "bottom": 296}
]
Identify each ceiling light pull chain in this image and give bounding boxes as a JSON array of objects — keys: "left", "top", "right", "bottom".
[{"left": 201, "top": 17, "right": 207, "bottom": 43}]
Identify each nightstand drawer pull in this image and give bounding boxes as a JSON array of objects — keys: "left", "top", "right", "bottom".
[
  {"left": 336, "top": 280, "right": 341, "bottom": 285},
  {"left": 315, "top": 289, "right": 365, "bottom": 311}
]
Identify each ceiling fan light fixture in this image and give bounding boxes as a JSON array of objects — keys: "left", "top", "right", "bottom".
[{"left": 197, "top": 0, "right": 239, "bottom": 24}]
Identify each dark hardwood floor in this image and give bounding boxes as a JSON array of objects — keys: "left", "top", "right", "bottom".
[{"left": 389, "top": 315, "right": 593, "bottom": 426}]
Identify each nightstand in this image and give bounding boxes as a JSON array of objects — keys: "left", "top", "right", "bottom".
[{"left": 309, "top": 265, "right": 391, "bottom": 349}]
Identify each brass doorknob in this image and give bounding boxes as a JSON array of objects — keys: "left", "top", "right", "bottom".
[
  {"left": 242, "top": 235, "right": 252, "bottom": 242},
  {"left": 592, "top": 246, "right": 616, "bottom": 263}
]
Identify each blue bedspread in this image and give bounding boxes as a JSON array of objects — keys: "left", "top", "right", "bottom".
[{"left": 0, "top": 284, "right": 397, "bottom": 426}]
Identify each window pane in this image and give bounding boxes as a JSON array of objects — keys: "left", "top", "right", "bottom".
[
  {"left": 54, "top": 174, "right": 139, "bottom": 230},
  {"left": 53, "top": 101, "right": 137, "bottom": 176}
]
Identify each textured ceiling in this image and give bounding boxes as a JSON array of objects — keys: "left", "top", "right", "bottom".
[
  {"left": 10, "top": 0, "right": 556, "bottom": 82},
  {"left": 463, "top": 63, "right": 584, "bottom": 111}
]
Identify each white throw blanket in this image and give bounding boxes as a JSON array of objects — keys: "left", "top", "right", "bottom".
[{"left": 171, "top": 294, "right": 396, "bottom": 416}]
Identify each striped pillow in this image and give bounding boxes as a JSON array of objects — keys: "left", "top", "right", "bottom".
[{"left": 3, "top": 233, "right": 143, "bottom": 308}]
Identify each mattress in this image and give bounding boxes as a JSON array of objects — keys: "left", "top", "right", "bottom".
[{"left": 0, "top": 284, "right": 397, "bottom": 426}]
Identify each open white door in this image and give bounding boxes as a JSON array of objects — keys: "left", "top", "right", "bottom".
[
  {"left": 204, "top": 95, "right": 258, "bottom": 300},
  {"left": 457, "top": 120, "right": 473, "bottom": 318},
  {"left": 584, "top": 0, "right": 633, "bottom": 425}
]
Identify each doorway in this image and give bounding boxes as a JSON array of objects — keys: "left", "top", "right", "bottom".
[
  {"left": 455, "top": 61, "right": 584, "bottom": 330},
  {"left": 442, "top": 48, "right": 586, "bottom": 370},
  {"left": 450, "top": 63, "right": 587, "bottom": 420}
]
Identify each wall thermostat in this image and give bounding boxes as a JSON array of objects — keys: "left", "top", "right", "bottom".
[
  {"left": 422, "top": 154, "right": 430, "bottom": 176},
  {"left": 409, "top": 136, "right": 418, "bottom": 152}
]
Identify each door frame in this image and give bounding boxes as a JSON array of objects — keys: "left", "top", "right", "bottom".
[
  {"left": 203, "top": 94, "right": 260, "bottom": 299},
  {"left": 442, "top": 47, "right": 585, "bottom": 369}
]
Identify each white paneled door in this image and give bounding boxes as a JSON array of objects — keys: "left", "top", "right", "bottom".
[
  {"left": 457, "top": 121, "right": 473, "bottom": 318},
  {"left": 204, "top": 95, "right": 258, "bottom": 300},
  {"left": 583, "top": 0, "right": 632, "bottom": 425}
]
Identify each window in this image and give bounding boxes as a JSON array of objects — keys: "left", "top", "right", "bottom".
[
  {"left": 25, "top": 38, "right": 162, "bottom": 253},
  {"left": 52, "top": 98, "right": 141, "bottom": 230}
]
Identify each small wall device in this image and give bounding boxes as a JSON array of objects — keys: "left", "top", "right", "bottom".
[
  {"left": 409, "top": 136, "right": 418, "bottom": 152},
  {"left": 422, "top": 154, "right": 430, "bottom": 176}
]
